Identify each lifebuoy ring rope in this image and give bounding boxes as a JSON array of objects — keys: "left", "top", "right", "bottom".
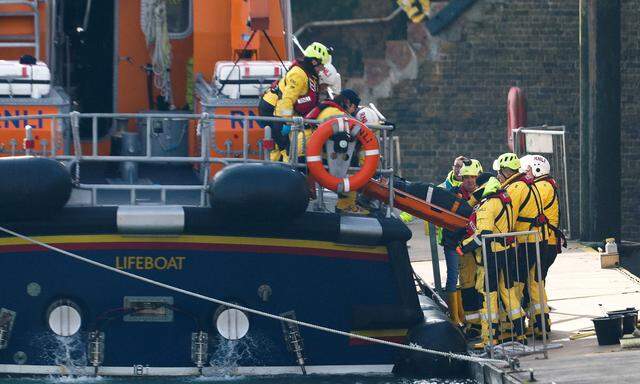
[{"left": 306, "top": 117, "right": 380, "bottom": 193}]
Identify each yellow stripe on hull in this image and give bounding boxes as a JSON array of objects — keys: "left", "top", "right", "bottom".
[{"left": 0, "top": 234, "right": 387, "bottom": 254}]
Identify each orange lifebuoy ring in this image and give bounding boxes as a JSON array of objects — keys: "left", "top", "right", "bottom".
[{"left": 306, "top": 117, "right": 380, "bottom": 193}]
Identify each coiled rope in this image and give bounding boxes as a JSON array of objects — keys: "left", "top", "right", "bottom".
[
  {"left": 141, "top": 0, "right": 173, "bottom": 105},
  {"left": 0, "top": 225, "right": 507, "bottom": 367}
]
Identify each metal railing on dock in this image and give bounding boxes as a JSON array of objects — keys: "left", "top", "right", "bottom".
[
  {"left": 480, "top": 230, "right": 549, "bottom": 360},
  {"left": 512, "top": 125, "right": 571, "bottom": 238}
]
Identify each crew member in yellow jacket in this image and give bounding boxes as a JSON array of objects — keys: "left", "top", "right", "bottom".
[
  {"left": 259, "top": 42, "right": 331, "bottom": 161},
  {"left": 520, "top": 154, "right": 565, "bottom": 336},
  {"left": 460, "top": 177, "right": 526, "bottom": 347},
  {"left": 493, "top": 153, "right": 549, "bottom": 337}
]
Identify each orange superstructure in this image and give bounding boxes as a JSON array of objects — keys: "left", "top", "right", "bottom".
[
  {"left": 0, "top": 0, "right": 288, "bottom": 161},
  {"left": 0, "top": 1, "right": 48, "bottom": 62}
]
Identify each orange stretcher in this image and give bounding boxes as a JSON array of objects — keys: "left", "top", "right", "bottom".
[{"left": 362, "top": 179, "right": 469, "bottom": 231}]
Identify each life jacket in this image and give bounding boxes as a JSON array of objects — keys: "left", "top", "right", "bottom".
[
  {"left": 466, "top": 211, "right": 477, "bottom": 238},
  {"left": 510, "top": 173, "right": 548, "bottom": 238},
  {"left": 465, "top": 191, "right": 510, "bottom": 241},
  {"left": 467, "top": 189, "right": 514, "bottom": 263},
  {"left": 305, "top": 100, "right": 346, "bottom": 120},
  {"left": 269, "top": 60, "right": 319, "bottom": 116},
  {"left": 482, "top": 190, "right": 515, "bottom": 246},
  {"left": 536, "top": 175, "right": 567, "bottom": 250}
]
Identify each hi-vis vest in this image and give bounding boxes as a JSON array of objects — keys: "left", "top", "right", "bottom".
[
  {"left": 262, "top": 62, "right": 318, "bottom": 117},
  {"left": 502, "top": 173, "right": 546, "bottom": 244},
  {"left": 535, "top": 175, "right": 567, "bottom": 249},
  {"left": 462, "top": 191, "right": 513, "bottom": 254}
]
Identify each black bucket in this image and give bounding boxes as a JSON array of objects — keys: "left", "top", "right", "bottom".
[
  {"left": 592, "top": 315, "right": 623, "bottom": 345},
  {"left": 607, "top": 308, "right": 638, "bottom": 335}
]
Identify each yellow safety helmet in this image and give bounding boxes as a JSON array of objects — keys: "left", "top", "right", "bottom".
[
  {"left": 303, "top": 42, "right": 331, "bottom": 65},
  {"left": 481, "top": 177, "right": 502, "bottom": 198},
  {"left": 492, "top": 152, "right": 520, "bottom": 171},
  {"left": 459, "top": 159, "right": 483, "bottom": 177}
]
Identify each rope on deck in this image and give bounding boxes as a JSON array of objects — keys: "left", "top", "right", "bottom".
[{"left": 0, "top": 225, "right": 508, "bottom": 367}]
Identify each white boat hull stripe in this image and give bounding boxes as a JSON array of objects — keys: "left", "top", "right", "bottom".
[{"left": 0, "top": 363, "right": 394, "bottom": 376}]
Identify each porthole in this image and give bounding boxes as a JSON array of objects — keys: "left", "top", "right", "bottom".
[
  {"left": 47, "top": 301, "right": 82, "bottom": 337},
  {"left": 215, "top": 308, "right": 249, "bottom": 340}
]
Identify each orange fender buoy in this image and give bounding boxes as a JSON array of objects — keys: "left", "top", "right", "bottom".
[{"left": 306, "top": 117, "right": 380, "bottom": 193}]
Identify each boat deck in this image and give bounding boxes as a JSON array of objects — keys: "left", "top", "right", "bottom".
[{"left": 407, "top": 219, "right": 640, "bottom": 384}]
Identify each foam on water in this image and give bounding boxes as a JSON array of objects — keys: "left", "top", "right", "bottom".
[
  {"left": 0, "top": 377, "right": 477, "bottom": 384},
  {"left": 205, "top": 335, "right": 263, "bottom": 378},
  {"left": 44, "top": 376, "right": 104, "bottom": 384},
  {"left": 30, "top": 333, "right": 87, "bottom": 376},
  {"left": 9, "top": 333, "right": 475, "bottom": 384}
]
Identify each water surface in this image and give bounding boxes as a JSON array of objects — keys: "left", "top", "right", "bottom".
[{"left": 0, "top": 376, "right": 477, "bottom": 384}]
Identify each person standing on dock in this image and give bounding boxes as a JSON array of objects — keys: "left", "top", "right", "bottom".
[
  {"left": 520, "top": 154, "right": 567, "bottom": 335},
  {"left": 454, "top": 160, "right": 484, "bottom": 337},
  {"left": 434, "top": 156, "right": 466, "bottom": 324},
  {"left": 460, "top": 176, "right": 526, "bottom": 346},
  {"left": 494, "top": 153, "right": 549, "bottom": 338}
]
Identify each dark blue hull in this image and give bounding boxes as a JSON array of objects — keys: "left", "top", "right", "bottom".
[{"left": 0, "top": 208, "right": 423, "bottom": 376}]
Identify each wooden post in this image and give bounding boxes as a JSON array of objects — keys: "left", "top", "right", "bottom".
[{"left": 583, "top": 0, "right": 621, "bottom": 241}]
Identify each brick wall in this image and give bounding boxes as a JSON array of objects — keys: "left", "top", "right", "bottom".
[
  {"left": 292, "top": 0, "right": 406, "bottom": 76},
  {"left": 377, "top": 0, "right": 582, "bottom": 235},
  {"left": 294, "top": 0, "right": 638, "bottom": 241}
]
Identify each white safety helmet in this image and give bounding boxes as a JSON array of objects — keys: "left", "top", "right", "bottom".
[
  {"left": 356, "top": 107, "right": 380, "bottom": 125},
  {"left": 519, "top": 154, "right": 551, "bottom": 177},
  {"left": 319, "top": 63, "right": 341, "bottom": 93}
]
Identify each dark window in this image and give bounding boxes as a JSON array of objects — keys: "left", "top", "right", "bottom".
[{"left": 167, "top": 0, "right": 192, "bottom": 38}]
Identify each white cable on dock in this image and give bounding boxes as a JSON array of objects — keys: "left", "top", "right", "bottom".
[{"left": 0, "top": 225, "right": 507, "bottom": 367}]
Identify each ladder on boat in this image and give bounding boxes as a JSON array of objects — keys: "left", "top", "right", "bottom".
[{"left": 0, "top": 0, "right": 41, "bottom": 59}]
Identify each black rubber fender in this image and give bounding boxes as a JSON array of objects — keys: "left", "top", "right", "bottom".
[
  {"left": 0, "top": 156, "right": 72, "bottom": 221},
  {"left": 393, "top": 294, "right": 469, "bottom": 378},
  {"left": 208, "top": 163, "right": 310, "bottom": 221}
]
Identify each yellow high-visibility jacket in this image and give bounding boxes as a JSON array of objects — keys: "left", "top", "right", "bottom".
[
  {"left": 294, "top": 104, "right": 347, "bottom": 157},
  {"left": 262, "top": 66, "right": 315, "bottom": 117},
  {"left": 501, "top": 173, "right": 545, "bottom": 244},
  {"left": 535, "top": 176, "right": 559, "bottom": 246},
  {"left": 461, "top": 192, "right": 514, "bottom": 254},
  {"left": 317, "top": 106, "right": 346, "bottom": 121}
]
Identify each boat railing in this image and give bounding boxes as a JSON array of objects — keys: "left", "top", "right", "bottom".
[{"left": 0, "top": 112, "right": 397, "bottom": 211}]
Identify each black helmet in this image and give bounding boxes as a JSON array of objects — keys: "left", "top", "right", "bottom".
[{"left": 340, "top": 89, "right": 361, "bottom": 107}]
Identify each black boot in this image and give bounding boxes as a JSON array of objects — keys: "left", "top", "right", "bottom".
[
  {"left": 513, "top": 317, "right": 527, "bottom": 344},
  {"left": 534, "top": 314, "right": 550, "bottom": 340},
  {"left": 464, "top": 323, "right": 481, "bottom": 340}
]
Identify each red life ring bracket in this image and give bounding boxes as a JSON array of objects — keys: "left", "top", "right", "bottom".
[{"left": 306, "top": 117, "right": 380, "bottom": 193}]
